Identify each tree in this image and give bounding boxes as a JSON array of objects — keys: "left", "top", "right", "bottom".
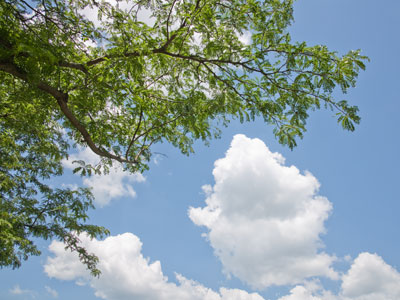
[{"left": 0, "top": 0, "right": 367, "bottom": 275}]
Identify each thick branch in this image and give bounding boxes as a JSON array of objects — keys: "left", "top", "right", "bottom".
[
  {"left": 58, "top": 61, "right": 88, "bottom": 74},
  {"left": 0, "top": 61, "right": 136, "bottom": 165}
]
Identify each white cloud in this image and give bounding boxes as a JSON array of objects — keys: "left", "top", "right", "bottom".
[
  {"left": 79, "top": 0, "right": 155, "bottom": 28},
  {"left": 44, "top": 237, "right": 89, "bottom": 281},
  {"left": 238, "top": 31, "right": 252, "bottom": 45},
  {"left": 152, "top": 153, "right": 165, "bottom": 165},
  {"left": 9, "top": 285, "right": 29, "bottom": 295},
  {"left": 44, "top": 233, "right": 265, "bottom": 300},
  {"left": 189, "top": 134, "right": 337, "bottom": 289},
  {"left": 63, "top": 147, "right": 145, "bottom": 207},
  {"left": 340, "top": 252, "right": 400, "bottom": 300},
  {"left": 277, "top": 280, "right": 338, "bottom": 300},
  {"left": 275, "top": 252, "right": 400, "bottom": 300},
  {"left": 9, "top": 285, "right": 35, "bottom": 297},
  {"left": 45, "top": 286, "right": 59, "bottom": 298},
  {"left": 279, "top": 286, "right": 323, "bottom": 300}
]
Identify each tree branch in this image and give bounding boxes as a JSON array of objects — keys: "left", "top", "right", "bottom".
[
  {"left": 58, "top": 61, "right": 88, "bottom": 74},
  {"left": 0, "top": 61, "right": 136, "bottom": 165},
  {"left": 125, "top": 108, "right": 143, "bottom": 160}
]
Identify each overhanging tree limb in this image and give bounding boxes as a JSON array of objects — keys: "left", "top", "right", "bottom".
[
  {"left": 0, "top": 60, "right": 137, "bottom": 164},
  {"left": 0, "top": 0, "right": 367, "bottom": 274}
]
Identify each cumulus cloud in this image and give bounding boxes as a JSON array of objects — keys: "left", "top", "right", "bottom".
[
  {"left": 279, "top": 286, "right": 323, "bottom": 300},
  {"left": 63, "top": 147, "right": 145, "bottom": 207},
  {"left": 189, "top": 134, "right": 337, "bottom": 288},
  {"left": 277, "top": 279, "right": 338, "bottom": 300},
  {"left": 276, "top": 252, "right": 400, "bottom": 300},
  {"left": 44, "top": 233, "right": 265, "bottom": 300},
  {"left": 340, "top": 252, "right": 400, "bottom": 300}
]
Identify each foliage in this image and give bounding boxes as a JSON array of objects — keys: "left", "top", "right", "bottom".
[{"left": 0, "top": 0, "right": 367, "bottom": 274}]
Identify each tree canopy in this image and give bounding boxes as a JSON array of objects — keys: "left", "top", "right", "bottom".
[{"left": 0, "top": 0, "right": 367, "bottom": 275}]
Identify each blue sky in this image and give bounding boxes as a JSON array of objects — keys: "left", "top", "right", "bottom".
[{"left": 2, "top": 0, "right": 400, "bottom": 299}]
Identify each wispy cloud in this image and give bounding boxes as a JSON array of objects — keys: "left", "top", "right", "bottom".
[
  {"left": 45, "top": 286, "right": 58, "bottom": 299},
  {"left": 9, "top": 285, "right": 35, "bottom": 298}
]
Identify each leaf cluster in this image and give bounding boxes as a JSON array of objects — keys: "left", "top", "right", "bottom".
[{"left": 0, "top": 0, "right": 367, "bottom": 273}]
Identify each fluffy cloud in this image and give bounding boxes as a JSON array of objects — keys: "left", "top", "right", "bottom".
[
  {"left": 277, "top": 279, "right": 338, "bottom": 300},
  {"left": 276, "top": 252, "right": 400, "bottom": 300},
  {"left": 44, "top": 233, "right": 265, "bottom": 300},
  {"left": 340, "top": 252, "right": 400, "bottom": 300},
  {"left": 278, "top": 286, "right": 323, "bottom": 300},
  {"left": 63, "top": 147, "right": 145, "bottom": 207},
  {"left": 189, "top": 134, "right": 337, "bottom": 288}
]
